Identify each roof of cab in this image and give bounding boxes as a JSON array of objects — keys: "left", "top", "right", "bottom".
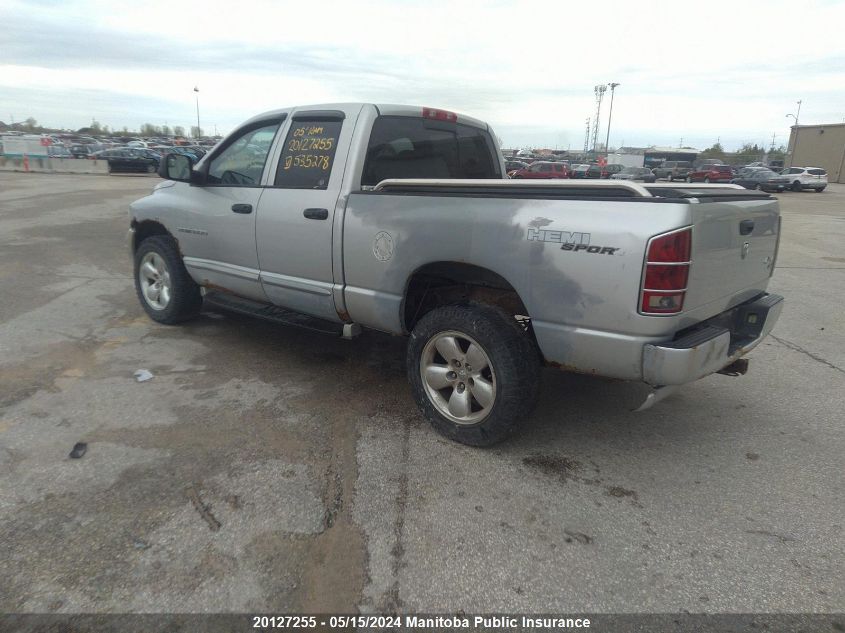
[{"left": 243, "top": 103, "right": 489, "bottom": 131}]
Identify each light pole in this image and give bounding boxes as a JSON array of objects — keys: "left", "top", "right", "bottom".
[
  {"left": 786, "top": 99, "right": 801, "bottom": 166},
  {"left": 194, "top": 86, "right": 201, "bottom": 139},
  {"left": 604, "top": 82, "right": 620, "bottom": 154}
]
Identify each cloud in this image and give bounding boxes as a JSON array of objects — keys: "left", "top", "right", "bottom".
[{"left": 2, "top": 0, "right": 845, "bottom": 147}]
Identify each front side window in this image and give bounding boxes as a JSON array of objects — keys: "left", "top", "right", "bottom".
[
  {"left": 207, "top": 122, "right": 280, "bottom": 186},
  {"left": 361, "top": 116, "right": 501, "bottom": 186}
]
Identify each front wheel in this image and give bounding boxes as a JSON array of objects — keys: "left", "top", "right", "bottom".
[
  {"left": 686, "top": 176, "right": 692, "bottom": 183},
  {"left": 134, "top": 235, "right": 202, "bottom": 324},
  {"left": 792, "top": 180, "right": 802, "bottom": 192},
  {"left": 704, "top": 177, "right": 711, "bottom": 183},
  {"left": 407, "top": 304, "right": 540, "bottom": 446}
]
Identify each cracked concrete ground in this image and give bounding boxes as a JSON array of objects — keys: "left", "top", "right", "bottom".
[{"left": 0, "top": 172, "right": 842, "bottom": 614}]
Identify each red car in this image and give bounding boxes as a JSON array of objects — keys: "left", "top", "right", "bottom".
[
  {"left": 510, "top": 161, "right": 569, "bottom": 179},
  {"left": 686, "top": 164, "right": 733, "bottom": 183}
]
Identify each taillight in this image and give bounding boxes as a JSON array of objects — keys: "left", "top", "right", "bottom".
[
  {"left": 640, "top": 227, "right": 692, "bottom": 315},
  {"left": 422, "top": 107, "right": 457, "bottom": 122}
]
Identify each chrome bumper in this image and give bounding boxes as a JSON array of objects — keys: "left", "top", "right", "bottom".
[{"left": 642, "top": 293, "right": 784, "bottom": 387}]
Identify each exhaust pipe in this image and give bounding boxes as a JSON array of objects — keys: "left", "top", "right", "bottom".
[{"left": 717, "top": 358, "right": 749, "bottom": 377}]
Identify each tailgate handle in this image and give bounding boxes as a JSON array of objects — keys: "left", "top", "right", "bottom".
[
  {"left": 231, "top": 204, "right": 253, "bottom": 214},
  {"left": 303, "top": 208, "right": 329, "bottom": 220},
  {"left": 739, "top": 219, "right": 755, "bottom": 235}
]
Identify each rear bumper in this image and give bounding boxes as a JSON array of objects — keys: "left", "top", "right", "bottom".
[{"left": 642, "top": 293, "right": 784, "bottom": 386}]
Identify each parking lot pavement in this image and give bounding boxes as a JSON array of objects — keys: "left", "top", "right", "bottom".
[{"left": 0, "top": 173, "right": 843, "bottom": 614}]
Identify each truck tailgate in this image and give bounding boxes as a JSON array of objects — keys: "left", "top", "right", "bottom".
[{"left": 684, "top": 196, "right": 780, "bottom": 314}]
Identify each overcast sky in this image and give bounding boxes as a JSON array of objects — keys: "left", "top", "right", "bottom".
[{"left": 2, "top": 0, "right": 844, "bottom": 150}]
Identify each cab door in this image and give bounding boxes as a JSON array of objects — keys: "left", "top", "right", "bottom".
[
  {"left": 177, "top": 119, "right": 282, "bottom": 300},
  {"left": 255, "top": 105, "right": 362, "bottom": 321}
]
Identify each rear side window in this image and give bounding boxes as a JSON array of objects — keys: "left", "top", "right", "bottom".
[
  {"left": 275, "top": 118, "right": 343, "bottom": 189},
  {"left": 362, "top": 116, "right": 501, "bottom": 186},
  {"left": 808, "top": 169, "right": 826, "bottom": 176}
]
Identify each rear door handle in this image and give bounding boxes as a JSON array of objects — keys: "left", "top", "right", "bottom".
[
  {"left": 303, "top": 208, "right": 329, "bottom": 220},
  {"left": 739, "top": 219, "right": 755, "bottom": 235},
  {"left": 232, "top": 204, "right": 253, "bottom": 214}
]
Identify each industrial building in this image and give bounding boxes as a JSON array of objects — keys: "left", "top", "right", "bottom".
[{"left": 786, "top": 123, "right": 845, "bottom": 183}]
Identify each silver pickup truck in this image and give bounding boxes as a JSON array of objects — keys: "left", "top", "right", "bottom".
[{"left": 128, "top": 103, "right": 783, "bottom": 446}]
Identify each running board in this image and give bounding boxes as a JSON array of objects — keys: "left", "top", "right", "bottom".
[{"left": 203, "top": 291, "right": 350, "bottom": 337}]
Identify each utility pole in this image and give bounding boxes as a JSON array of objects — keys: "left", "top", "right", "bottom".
[
  {"left": 786, "top": 99, "right": 802, "bottom": 166},
  {"left": 591, "top": 85, "right": 607, "bottom": 152},
  {"left": 194, "top": 86, "right": 201, "bottom": 139},
  {"left": 604, "top": 83, "right": 620, "bottom": 154},
  {"left": 770, "top": 132, "right": 776, "bottom": 151},
  {"left": 583, "top": 117, "right": 591, "bottom": 155}
]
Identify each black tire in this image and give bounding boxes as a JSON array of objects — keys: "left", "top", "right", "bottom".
[
  {"left": 134, "top": 235, "right": 202, "bottom": 324},
  {"left": 407, "top": 303, "right": 540, "bottom": 447},
  {"left": 792, "top": 180, "right": 802, "bottom": 192},
  {"left": 755, "top": 184, "right": 763, "bottom": 190},
  {"left": 814, "top": 187, "right": 825, "bottom": 193},
  {"left": 146, "top": 163, "right": 156, "bottom": 173},
  {"left": 704, "top": 177, "right": 711, "bottom": 183},
  {"left": 686, "top": 176, "right": 692, "bottom": 183}
]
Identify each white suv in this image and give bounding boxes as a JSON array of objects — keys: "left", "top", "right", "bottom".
[{"left": 778, "top": 166, "right": 828, "bottom": 192}]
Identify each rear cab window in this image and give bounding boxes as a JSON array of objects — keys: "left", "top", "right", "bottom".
[{"left": 361, "top": 116, "right": 501, "bottom": 186}]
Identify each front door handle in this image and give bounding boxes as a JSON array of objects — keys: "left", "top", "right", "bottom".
[
  {"left": 739, "top": 219, "right": 755, "bottom": 235},
  {"left": 303, "top": 208, "right": 329, "bottom": 220},
  {"left": 232, "top": 204, "right": 253, "bottom": 214}
]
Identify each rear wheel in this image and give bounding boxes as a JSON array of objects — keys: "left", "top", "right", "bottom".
[
  {"left": 407, "top": 304, "right": 540, "bottom": 446},
  {"left": 686, "top": 176, "right": 692, "bottom": 183},
  {"left": 814, "top": 186, "right": 826, "bottom": 193},
  {"left": 755, "top": 184, "right": 763, "bottom": 190}
]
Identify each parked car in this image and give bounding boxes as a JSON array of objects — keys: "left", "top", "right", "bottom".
[
  {"left": 569, "top": 164, "right": 602, "bottom": 179},
  {"left": 778, "top": 166, "right": 827, "bottom": 192},
  {"left": 92, "top": 148, "right": 160, "bottom": 173},
  {"left": 129, "top": 102, "right": 783, "bottom": 446},
  {"left": 47, "top": 146, "right": 73, "bottom": 159},
  {"left": 652, "top": 160, "right": 693, "bottom": 181},
  {"left": 687, "top": 164, "right": 734, "bottom": 183},
  {"left": 601, "top": 164, "right": 624, "bottom": 178},
  {"left": 505, "top": 160, "right": 529, "bottom": 175},
  {"left": 611, "top": 166, "right": 657, "bottom": 183},
  {"left": 731, "top": 169, "right": 787, "bottom": 192},
  {"left": 70, "top": 144, "right": 102, "bottom": 158},
  {"left": 736, "top": 166, "right": 770, "bottom": 178},
  {"left": 509, "top": 161, "right": 569, "bottom": 179}
]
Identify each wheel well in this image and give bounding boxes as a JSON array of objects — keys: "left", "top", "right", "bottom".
[
  {"left": 131, "top": 220, "right": 172, "bottom": 253},
  {"left": 403, "top": 262, "right": 530, "bottom": 332}
]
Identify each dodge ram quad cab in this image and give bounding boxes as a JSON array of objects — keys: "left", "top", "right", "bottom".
[{"left": 128, "top": 103, "right": 784, "bottom": 446}]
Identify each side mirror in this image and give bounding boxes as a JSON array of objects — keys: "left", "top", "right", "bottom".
[{"left": 159, "top": 153, "right": 196, "bottom": 182}]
